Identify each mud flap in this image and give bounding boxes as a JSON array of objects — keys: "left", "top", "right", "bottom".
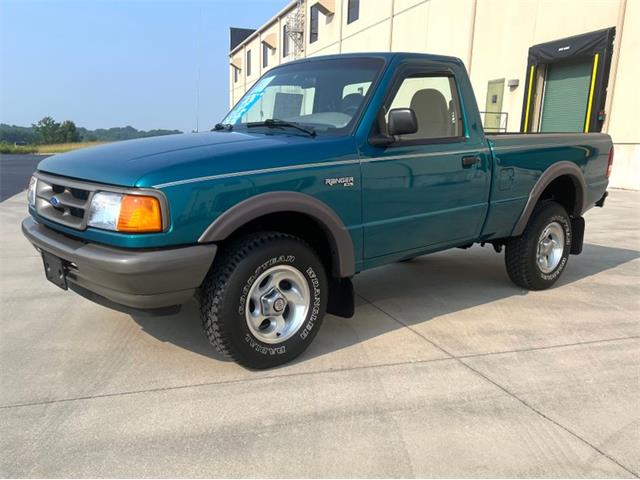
[
  {"left": 570, "top": 216, "right": 585, "bottom": 255},
  {"left": 327, "top": 277, "right": 354, "bottom": 318}
]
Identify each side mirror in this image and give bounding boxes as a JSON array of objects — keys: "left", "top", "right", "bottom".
[{"left": 388, "top": 108, "right": 418, "bottom": 136}]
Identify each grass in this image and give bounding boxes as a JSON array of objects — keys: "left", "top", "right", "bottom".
[
  {"left": 35, "top": 141, "right": 107, "bottom": 154},
  {"left": 0, "top": 143, "right": 39, "bottom": 154},
  {"left": 0, "top": 141, "right": 107, "bottom": 155}
]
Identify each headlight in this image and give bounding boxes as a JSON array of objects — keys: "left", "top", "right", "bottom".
[
  {"left": 88, "top": 192, "right": 123, "bottom": 231},
  {"left": 88, "top": 192, "right": 163, "bottom": 233},
  {"left": 27, "top": 176, "right": 37, "bottom": 207}
]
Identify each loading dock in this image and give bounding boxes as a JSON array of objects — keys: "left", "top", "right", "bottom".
[{"left": 521, "top": 28, "right": 615, "bottom": 134}]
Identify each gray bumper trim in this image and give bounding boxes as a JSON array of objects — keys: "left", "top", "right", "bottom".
[{"left": 22, "top": 217, "right": 217, "bottom": 309}]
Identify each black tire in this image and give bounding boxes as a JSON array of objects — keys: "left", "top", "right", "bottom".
[
  {"left": 200, "top": 232, "right": 327, "bottom": 369},
  {"left": 505, "top": 201, "right": 572, "bottom": 290}
]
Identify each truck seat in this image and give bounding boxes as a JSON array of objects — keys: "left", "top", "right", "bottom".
[{"left": 409, "top": 88, "right": 450, "bottom": 138}]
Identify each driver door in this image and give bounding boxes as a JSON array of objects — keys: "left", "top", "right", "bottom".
[{"left": 360, "top": 66, "right": 490, "bottom": 260}]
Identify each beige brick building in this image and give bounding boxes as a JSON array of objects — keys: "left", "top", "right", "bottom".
[{"left": 229, "top": 0, "right": 639, "bottom": 189}]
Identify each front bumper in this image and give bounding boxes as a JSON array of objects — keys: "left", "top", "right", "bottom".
[{"left": 22, "top": 217, "right": 217, "bottom": 311}]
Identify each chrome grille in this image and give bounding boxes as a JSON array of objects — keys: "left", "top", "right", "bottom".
[{"left": 35, "top": 173, "right": 96, "bottom": 230}]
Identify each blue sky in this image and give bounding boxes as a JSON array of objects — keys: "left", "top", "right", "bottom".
[{"left": 0, "top": 0, "right": 289, "bottom": 132}]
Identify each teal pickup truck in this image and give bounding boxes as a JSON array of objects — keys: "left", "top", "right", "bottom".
[{"left": 23, "top": 53, "right": 612, "bottom": 368}]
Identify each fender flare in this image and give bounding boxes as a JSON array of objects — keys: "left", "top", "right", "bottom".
[
  {"left": 198, "top": 191, "right": 356, "bottom": 278},
  {"left": 512, "top": 161, "right": 587, "bottom": 236}
]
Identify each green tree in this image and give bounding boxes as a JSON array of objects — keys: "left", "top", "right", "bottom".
[
  {"left": 59, "top": 120, "right": 80, "bottom": 143},
  {"left": 32, "top": 116, "right": 61, "bottom": 144}
]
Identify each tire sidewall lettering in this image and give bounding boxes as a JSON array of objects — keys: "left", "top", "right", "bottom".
[
  {"left": 299, "top": 267, "right": 321, "bottom": 341},
  {"left": 244, "top": 334, "right": 286, "bottom": 356}
]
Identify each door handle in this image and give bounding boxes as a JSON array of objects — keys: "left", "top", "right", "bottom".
[{"left": 462, "top": 156, "right": 480, "bottom": 168}]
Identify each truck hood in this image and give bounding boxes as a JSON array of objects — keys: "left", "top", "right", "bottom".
[{"left": 36, "top": 132, "right": 282, "bottom": 187}]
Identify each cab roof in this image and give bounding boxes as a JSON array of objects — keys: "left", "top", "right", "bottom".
[{"left": 281, "top": 51, "right": 464, "bottom": 67}]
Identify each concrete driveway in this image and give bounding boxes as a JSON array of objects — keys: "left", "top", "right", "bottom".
[{"left": 1, "top": 189, "right": 638, "bottom": 477}]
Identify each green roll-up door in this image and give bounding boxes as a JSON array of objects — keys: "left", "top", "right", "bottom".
[{"left": 540, "top": 59, "right": 592, "bottom": 132}]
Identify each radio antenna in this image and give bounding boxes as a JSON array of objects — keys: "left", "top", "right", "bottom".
[{"left": 195, "top": 5, "right": 203, "bottom": 132}]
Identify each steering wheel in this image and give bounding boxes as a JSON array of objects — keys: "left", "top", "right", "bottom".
[
  {"left": 341, "top": 93, "right": 364, "bottom": 118},
  {"left": 342, "top": 104, "right": 360, "bottom": 117}
]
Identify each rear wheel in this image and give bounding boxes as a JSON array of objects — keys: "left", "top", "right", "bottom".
[
  {"left": 200, "top": 232, "right": 327, "bottom": 369},
  {"left": 505, "top": 201, "right": 572, "bottom": 290}
]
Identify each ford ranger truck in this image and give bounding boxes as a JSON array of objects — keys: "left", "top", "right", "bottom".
[{"left": 22, "top": 53, "right": 612, "bottom": 369}]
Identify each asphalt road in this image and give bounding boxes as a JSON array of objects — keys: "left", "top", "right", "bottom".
[
  {"left": 0, "top": 154, "right": 49, "bottom": 202},
  {"left": 0, "top": 188, "right": 638, "bottom": 477}
]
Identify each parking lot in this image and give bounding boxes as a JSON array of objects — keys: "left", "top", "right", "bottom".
[{"left": 0, "top": 183, "right": 638, "bottom": 477}]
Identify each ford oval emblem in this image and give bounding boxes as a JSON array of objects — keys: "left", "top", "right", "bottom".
[{"left": 50, "top": 196, "right": 61, "bottom": 207}]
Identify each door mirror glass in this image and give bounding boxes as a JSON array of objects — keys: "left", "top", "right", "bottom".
[{"left": 388, "top": 108, "right": 418, "bottom": 136}]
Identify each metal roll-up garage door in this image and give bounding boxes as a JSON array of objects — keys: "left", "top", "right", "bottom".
[{"left": 539, "top": 59, "right": 592, "bottom": 132}]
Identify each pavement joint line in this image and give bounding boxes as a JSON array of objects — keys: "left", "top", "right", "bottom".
[
  {"left": 0, "top": 356, "right": 455, "bottom": 410},
  {"left": 457, "top": 357, "right": 640, "bottom": 478},
  {"left": 357, "top": 293, "right": 640, "bottom": 478},
  {"left": 455, "top": 335, "right": 640, "bottom": 359},
  {"left": 2, "top": 310, "right": 635, "bottom": 413},
  {"left": 355, "top": 294, "right": 639, "bottom": 359},
  {"left": 0, "top": 289, "right": 636, "bottom": 404}
]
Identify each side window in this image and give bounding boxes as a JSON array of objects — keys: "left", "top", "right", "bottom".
[
  {"left": 347, "top": 0, "right": 359, "bottom": 24},
  {"left": 388, "top": 74, "right": 462, "bottom": 140},
  {"left": 341, "top": 81, "right": 370, "bottom": 112},
  {"left": 342, "top": 81, "right": 371, "bottom": 98},
  {"left": 282, "top": 25, "right": 290, "bottom": 58},
  {"left": 310, "top": 5, "right": 319, "bottom": 43}
]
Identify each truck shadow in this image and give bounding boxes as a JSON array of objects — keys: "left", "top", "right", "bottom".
[{"left": 131, "top": 242, "right": 638, "bottom": 366}]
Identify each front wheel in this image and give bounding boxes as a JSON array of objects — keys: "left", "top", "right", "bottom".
[
  {"left": 200, "top": 232, "right": 327, "bottom": 369},
  {"left": 505, "top": 201, "right": 572, "bottom": 290}
]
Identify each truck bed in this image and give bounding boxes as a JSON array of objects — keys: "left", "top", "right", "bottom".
[{"left": 480, "top": 132, "right": 611, "bottom": 240}]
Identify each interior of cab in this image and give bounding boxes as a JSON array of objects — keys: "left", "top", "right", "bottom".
[
  {"left": 386, "top": 74, "right": 462, "bottom": 140},
  {"left": 226, "top": 57, "right": 384, "bottom": 132}
]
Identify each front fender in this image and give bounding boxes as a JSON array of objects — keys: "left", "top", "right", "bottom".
[{"left": 198, "top": 191, "right": 356, "bottom": 277}]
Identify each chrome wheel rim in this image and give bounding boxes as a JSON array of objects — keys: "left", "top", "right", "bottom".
[
  {"left": 245, "top": 265, "right": 310, "bottom": 344},
  {"left": 537, "top": 221, "right": 565, "bottom": 274}
]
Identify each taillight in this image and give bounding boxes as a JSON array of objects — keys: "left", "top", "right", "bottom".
[{"left": 606, "top": 146, "right": 614, "bottom": 178}]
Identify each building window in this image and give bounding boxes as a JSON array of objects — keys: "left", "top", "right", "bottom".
[
  {"left": 246, "top": 49, "right": 251, "bottom": 76},
  {"left": 262, "top": 42, "right": 270, "bottom": 68},
  {"left": 283, "top": 24, "right": 290, "bottom": 57},
  {"left": 347, "top": 0, "right": 359, "bottom": 24},
  {"left": 310, "top": 5, "right": 319, "bottom": 43},
  {"left": 233, "top": 67, "right": 240, "bottom": 83}
]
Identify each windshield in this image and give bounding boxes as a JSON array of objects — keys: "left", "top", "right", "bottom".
[{"left": 222, "top": 57, "right": 385, "bottom": 134}]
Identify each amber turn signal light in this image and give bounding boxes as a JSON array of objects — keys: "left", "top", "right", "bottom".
[{"left": 116, "top": 195, "right": 162, "bottom": 233}]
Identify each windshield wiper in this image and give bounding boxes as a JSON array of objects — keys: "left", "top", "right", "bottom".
[
  {"left": 247, "top": 119, "right": 316, "bottom": 137},
  {"left": 212, "top": 123, "right": 233, "bottom": 131}
]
